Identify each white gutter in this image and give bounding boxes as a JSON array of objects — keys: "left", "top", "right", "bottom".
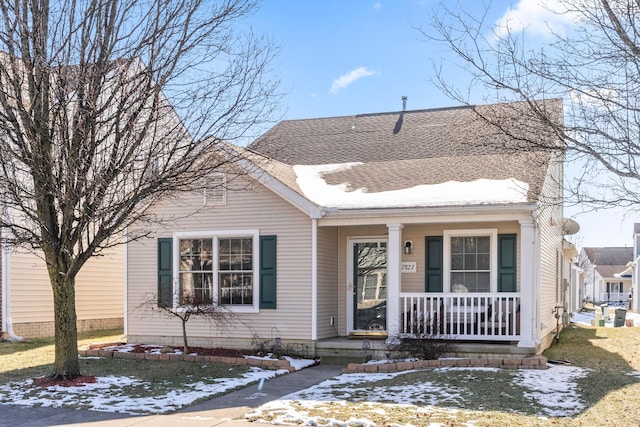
[
  {"left": 2, "top": 227, "right": 22, "bottom": 341},
  {"left": 320, "top": 202, "right": 538, "bottom": 218},
  {"left": 311, "top": 219, "right": 318, "bottom": 341}
]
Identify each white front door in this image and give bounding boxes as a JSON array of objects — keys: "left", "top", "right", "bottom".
[{"left": 348, "top": 239, "right": 388, "bottom": 332}]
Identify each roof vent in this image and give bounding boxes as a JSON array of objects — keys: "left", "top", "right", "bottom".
[{"left": 402, "top": 96, "right": 407, "bottom": 111}]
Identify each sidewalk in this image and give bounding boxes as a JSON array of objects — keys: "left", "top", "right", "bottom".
[{"left": 0, "top": 363, "right": 344, "bottom": 427}]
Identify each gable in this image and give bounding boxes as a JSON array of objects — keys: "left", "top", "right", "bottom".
[{"left": 248, "top": 100, "right": 559, "bottom": 209}]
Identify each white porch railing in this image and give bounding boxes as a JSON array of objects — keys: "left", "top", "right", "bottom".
[
  {"left": 599, "top": 292, "right": 628, "bottom": 303},
  {"left": 400, "top": 293, "right": 521, "bottom": 341}
]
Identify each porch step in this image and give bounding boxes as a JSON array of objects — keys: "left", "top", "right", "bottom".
[{"left": 316, "top": 336, "right": 390, "bottom": 364}]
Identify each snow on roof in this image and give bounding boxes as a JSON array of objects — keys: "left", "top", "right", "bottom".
[{"left": 293, "top": 162, "right": 530, "bottom": 209}]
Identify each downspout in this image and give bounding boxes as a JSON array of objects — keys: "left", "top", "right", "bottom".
[
  {"left": 533, "top": 221, "right": 542, "bottom": 346},
  {"left": 123, "top": 233, "right": 128, "bottom": 337},
  {"left": 2, "top": 227, "right": 21, "bottom": 341},
  {"left": 311, "top": 219, "right": 318, "bottom": 341}
]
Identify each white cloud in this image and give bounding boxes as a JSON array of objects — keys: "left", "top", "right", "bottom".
[
  {"left": 330, "top": 67, "right": 377, "bottom": 94},
  {"left": 494, "top": 0, "right": 579, "bottom": 39}
]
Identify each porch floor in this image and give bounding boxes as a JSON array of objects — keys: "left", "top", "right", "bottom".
[{"left": 315, "top": 336, "right": 534, "bottom": 365}]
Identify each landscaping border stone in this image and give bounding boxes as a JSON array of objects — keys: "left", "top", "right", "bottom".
[
  {"left": 78, "top": 345, "right": 297, "bottom": 372},
  {"left": 342, "top": 355, "right": 547, "bottom": 373}
]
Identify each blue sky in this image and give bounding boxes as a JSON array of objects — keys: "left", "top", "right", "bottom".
[{"left": 247, "top": 0, "right": 639, "bottom": 249}]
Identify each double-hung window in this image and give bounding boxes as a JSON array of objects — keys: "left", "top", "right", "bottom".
[
  {"left": 218, "top": 238, "right": 253, "bottom": 305},
  {"left": 179, "top": 238, "right": 213, "bottom": 304},
  {"left": 444, "top": 229, "right": 497, "bottom": 293},
  {"left": 175, "top": 230, "right": 259, "bottom": 311}
]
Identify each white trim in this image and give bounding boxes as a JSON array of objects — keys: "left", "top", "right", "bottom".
[
  {"left": 319, "top": 208, "right": 536, "bottom": 227},
  {"left": 172, "top": 229, "right": 260, "bottom": 313},
  {"left": 443, "top": 228, "right": 498, "bottom": 293},
  {"left": 235, "top": 156, "right": 325, "bottom": 219},
  {"left": 386, "top": 224, "right": 403, "bottom": 341},
  {"left": 518, "top": 218, "right": 537, "bottom": 348},
  {"left": 311, "top": 219, "right": 318, "bottom": 341}
]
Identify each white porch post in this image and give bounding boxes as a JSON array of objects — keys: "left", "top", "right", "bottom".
[
  {"left": 518, "top": 219, "right": 538, "bottom": 349},
  {"left": 386, "top": 223, "right": 403, "bottom": 341}
]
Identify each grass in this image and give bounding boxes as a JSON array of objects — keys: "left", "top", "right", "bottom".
[
  {"left": 0, "top": 329, "right": 256, "bottom": 413},
  {"left": 2, "top": 325, "right": 640, "bottom": 424},
  {"left": 248, "top": 324, "right": 640, "bottom": 426}
]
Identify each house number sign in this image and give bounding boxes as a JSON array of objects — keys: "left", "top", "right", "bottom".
[{"left": 401, "top": 262, "right": 417, "bottom": 273}]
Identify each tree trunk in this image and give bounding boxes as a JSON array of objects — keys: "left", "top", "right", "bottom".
[
  {"left": 181, "top": 318, "right": 189, "bottom": 354},
  {"left": 49, "top": 273, "right": 81, "bottom": 380}
]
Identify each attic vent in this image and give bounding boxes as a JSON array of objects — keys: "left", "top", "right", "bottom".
[
  {"left": 402, "top": 96, "right": 407, "bottom": 111},
  {"left": 205, "top": 173, "right": 227, "bottom": 205}
]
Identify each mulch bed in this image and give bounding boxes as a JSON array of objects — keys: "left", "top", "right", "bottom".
[
  {"left": 33, "top": 375, "right": 97, "bottom": 387},
  {"left": 120, "top": 344, "right": 248, "bottom": 357}
]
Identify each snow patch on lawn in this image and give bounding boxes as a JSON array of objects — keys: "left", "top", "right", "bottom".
[
  {"left": 515, "top": 364, "right": 588, "bottom": 417},
  {"left": 0, "top": 368, "right": 286, "bottom": 414}
]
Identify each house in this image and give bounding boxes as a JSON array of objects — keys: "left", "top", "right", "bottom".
[
  {"left": 126, "top": 99, "right": 572, "bottom": 359},
  {"left": 578, "top": 247, "right": 633, "bottom": 305},
  {"left": 1, "top": 246, "right": 124, "bottom": 339}
]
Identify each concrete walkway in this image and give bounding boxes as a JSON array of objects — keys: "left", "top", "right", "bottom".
[{"left": 0, "top": 364, "right": 344, "bottom": 427}]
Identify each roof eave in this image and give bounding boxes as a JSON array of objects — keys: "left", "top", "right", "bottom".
[{"left": 317, "top": 202, "right": 538, "bottom": 225}]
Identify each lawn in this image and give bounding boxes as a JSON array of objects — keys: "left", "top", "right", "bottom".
[
  {"left": 0, "top": 329, "right": 284, "bottom": 414},
  {"left": 1, "top": 325, "right": 640, "bottom": 425},
  {"left": 247, "top": 325, "right": 640, "bottom": 426}
]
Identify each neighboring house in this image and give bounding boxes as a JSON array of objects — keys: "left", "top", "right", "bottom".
[
  {"left": 126, "top": 99, "right": 572, "bottom": 359},
  {"left": 562, "top": 239, "right": 580, "bottom": 313},
  {"left": 579, "top": 247, "right": 633, "bottom": 305},
  {"left": 0, "top": 246, "right": 124, "bottom": 339}
]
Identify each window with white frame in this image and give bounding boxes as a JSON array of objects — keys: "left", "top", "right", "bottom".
[
  {"left": 179, "top": 238, "right": 213, "bottom": 304},
  {"left": 218, "top": 238, "right": 253, "bottom": 305},
  {"left": 176, "top": 230, "right": 258, "bottom": 309},
  {"left": 444, "top": 229, "right": 497, "bottom": 293}
]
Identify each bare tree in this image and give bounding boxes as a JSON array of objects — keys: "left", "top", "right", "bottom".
[
  {"left": 144, "top": 293, "right": 235, "bottom": 355},
  {"left": 425, "top": 0, "right": 640, "bottom": 211},
  {"left": 0, "top": 0, "right": 279, "bottom": 379}
]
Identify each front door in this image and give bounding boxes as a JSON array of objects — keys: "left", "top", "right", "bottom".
[{"left": 351, "top": 240, "right": 387, "bottom": 331}]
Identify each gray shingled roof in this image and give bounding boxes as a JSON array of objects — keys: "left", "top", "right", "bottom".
[
  {"left": 248, "top": 100, "right": 561, "bottom": 205},
  {"left": 583, "top": 247, "right": 633, "bottom": 277}
]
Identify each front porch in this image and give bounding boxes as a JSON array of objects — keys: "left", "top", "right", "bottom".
[{"left": 317, "top": 292, "right": 525, "bottom": 364}]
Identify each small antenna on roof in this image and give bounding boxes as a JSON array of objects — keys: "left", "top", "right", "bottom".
[{"left": 402, "top": 96, "right": 407, "bottom": 111}]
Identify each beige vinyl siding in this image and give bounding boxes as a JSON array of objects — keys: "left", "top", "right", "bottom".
[
  {"left": 127, "top": 176, "right": 314, "bottom": 347},
  {"left": 536, "top": 157, "right": 564, "bottom": 343},
  {"left": 76, "top": 249, "right": 125, "bottom": 320},
  {"left": 9, "top": 247, "right": 124, "bottom": 337},
  {"left": 316, "top": 226, "right": 339, "bottom": 339},
  {"left": 399, "top": 222, "right": 521, "bottom": 294}
]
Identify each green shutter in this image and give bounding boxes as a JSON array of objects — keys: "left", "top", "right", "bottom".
[
  {"left": 498, "top": 234, "right": 517, "bottom": 292},
  {"left": 157, "top": 238, "right": 173, "bottom": 307},
  {"left": 425, "top": 236, "right": 443, "bottom": 292},
  {"left": 260, "top": 235, "right": 277, "bottom": 309}
]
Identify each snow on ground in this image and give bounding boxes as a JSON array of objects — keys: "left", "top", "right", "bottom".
[
  {"left": 571, "top": 307, "right": 640, "bottom": 327},
  {"left": 0, "top": 345, "right": 316, "bottom": 415},
  {"left": 0, "top": 322, "right": 635, "bottom": 422},
  {"left": 245, "top": 365, "right": 591, "bottom": 425},
  {"left": 516, "top": 365, "right": 588, "bottom": 417},
  {"left": 0, "top": 366, "right": 287, "bottom": 414}
]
